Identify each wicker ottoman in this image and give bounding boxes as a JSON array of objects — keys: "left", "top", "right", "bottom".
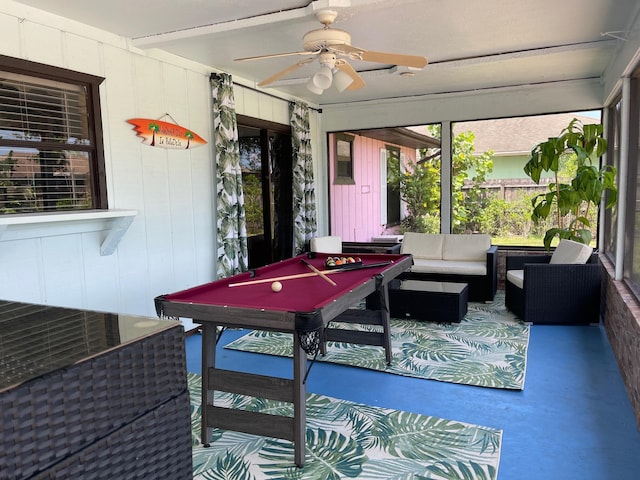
[{"left": 388, "top": 279, "right": 469, "bottom": 323}]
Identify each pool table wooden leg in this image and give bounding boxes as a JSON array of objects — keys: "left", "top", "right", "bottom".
[
  {"left": 380, "top": 285, "right": 393, "bottom": 365},
  {"left": 293, "top": 333, "right": 307, "bottom": 467},
  {"left": 201, "top": 323, "right": 216, "bottom": 446}
]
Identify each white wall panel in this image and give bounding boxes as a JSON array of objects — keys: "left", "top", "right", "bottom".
[
  {"left": 102, "top": 44, "right": 140, "bottom": 207},
  {"left": 237, "top": 87, "right": 261, "bottom": 118},
  {"left": 0, "top": 12, "right": 21, "bottom": 57},
  {"left": 258, "top": 92, "right": 274, "bottom": 120},
  {"left": 22, "top": 20, "right": 63, "bottom": 65},
  {"left": 0, "top": 239, "right": 44, "bottom": 304},
  {"left": 63, "top": 31, "right": 102, "bottom": 75},
  {"left": 185, "top": 72, "right": 215, "bottom": 286},
  {"left": 233, "top": 84, "right": 293, "bottom": 125},
  {"left": 40, "top": 235, "right": 85, "bottom": 305},
  {"left": 80, "top": 232, "right": 121, "bottom": 312},
  {"left": 162, "top": 66, "right": 199, "bottom": 292}
]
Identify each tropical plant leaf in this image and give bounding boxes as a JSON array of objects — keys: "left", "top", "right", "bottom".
[
  {"left": 524, "top": 118, "right": 616, "bottom": 247},
  {"left": 425, "top": 460, "right": 497, "bottom": 480},
  {"left": 259, "top": 429, "right": 366, "bottom": 479},
  {"left": 196, "top": 451, "right": 256, "bottom": 480},
  {"left": 188, "top": 374, "right": 502, "bottom": 480}
]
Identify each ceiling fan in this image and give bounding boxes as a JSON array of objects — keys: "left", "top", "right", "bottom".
[{"left": 235, "top": 10, "right": 428, "bottom": 94}]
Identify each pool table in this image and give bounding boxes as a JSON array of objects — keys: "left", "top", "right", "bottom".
[{"left": 154, "top": 252, "right": 412, "bottom": 466}]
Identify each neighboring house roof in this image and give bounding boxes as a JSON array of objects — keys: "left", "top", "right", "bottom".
[
  {"left": 452, "top": 112, "right": 601, "bottom": 155},
  {"left": 350, "top": 127, "right": 441, "bottom": 150},
  {"left": 406, "top": 112, "right": 600, "bottom": 155}
]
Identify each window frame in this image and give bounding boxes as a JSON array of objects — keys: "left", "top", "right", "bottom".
[
  {"left": 622, "top": 73, "right": 640, "bottom": 296},
  {"left": 334, "top": 132, "right": 355, "bottom": 185},
  {"left": 384, "top": 144, "right": 402, "bottom": 227},
  {"left": 0, "top": 54, "right": 107, "bottom": 214}
]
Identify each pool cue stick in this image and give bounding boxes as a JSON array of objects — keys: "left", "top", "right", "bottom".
[
  {"left": 228, "top": 270, "right": 338, "bottom": 287},
  {"left": 301, "top": 258, "right": 336, "bottom": 286},
  {"left": 227, "top": 261, "right": 393, "bottom": 287}
]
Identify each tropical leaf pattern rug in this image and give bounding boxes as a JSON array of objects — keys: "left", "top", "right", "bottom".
[
  {"left": 189, "top": 373, "right": 503, "bottom": 479},
  {"left": 225, "top": 292, "right": 529, "bottom": 390}
]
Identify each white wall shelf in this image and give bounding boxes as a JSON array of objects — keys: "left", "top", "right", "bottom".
[{"left": 0, "top": 209, "right": 138, "bottom": 256}]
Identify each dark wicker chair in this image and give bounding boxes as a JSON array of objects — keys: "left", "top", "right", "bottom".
[{"left": 504, "top": 253, "right": 601, "bottom": 325}]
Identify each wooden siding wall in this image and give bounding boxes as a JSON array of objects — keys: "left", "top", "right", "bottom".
[
  {"left": 0, "top": 1, "right": 320, "bottom": 319},
  {"left": 329, "top": 133, "right": 416, "bottom": 242}
]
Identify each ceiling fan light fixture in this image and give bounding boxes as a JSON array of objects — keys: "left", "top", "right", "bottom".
[
  {"left": 312, "top": 65, "right": 333, "bottom": 90},
  {"left": 306, "top": 78, "right": 324, "bottom": 95},
  {"left": 242, "top": 10, "right": 420, "bottom": 93},
  {"left": 333, "top": 68, "right": 354, "bottom": 92}
]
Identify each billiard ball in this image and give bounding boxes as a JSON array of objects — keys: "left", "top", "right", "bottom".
[{"left": 271, "top": 281, "right": 283, "bottom": 292}]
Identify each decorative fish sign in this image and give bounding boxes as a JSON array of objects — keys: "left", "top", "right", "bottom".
[{"left": 127, "top": 118, "right": 207, "bottom": 149}]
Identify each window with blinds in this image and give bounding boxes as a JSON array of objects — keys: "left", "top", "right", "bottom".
[{"left": 0, "top": 57, "right": 106, "bottom": 215}]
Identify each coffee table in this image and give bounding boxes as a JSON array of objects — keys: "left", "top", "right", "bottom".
[{"left": 387, "top": 279, "right": 468, "bottom": 323}]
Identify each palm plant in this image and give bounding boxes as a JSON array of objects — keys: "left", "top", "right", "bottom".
[{"left": 523, "top": 118, "right": 617, "bottom": 250}]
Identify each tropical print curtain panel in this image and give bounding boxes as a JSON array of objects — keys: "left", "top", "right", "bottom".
[
  {"left": 290, "top": 101, "right": 317, "bottom": 254},
  {"left": 211, "top": 73, "right": 248, "bottom": 278}
]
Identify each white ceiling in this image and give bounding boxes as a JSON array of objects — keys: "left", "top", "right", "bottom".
[{"left": 12, "top": 0, "right": 640, "bottom": 106}]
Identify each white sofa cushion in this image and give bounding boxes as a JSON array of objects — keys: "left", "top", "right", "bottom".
[
  {"left": 550, "top": 239, "right": 593, "bottom": 264},
  {"left": 399, "top": 280, "right": 466, "bottom": 293},
  {"left": 401, "top": 233, "right": 444, "bottom": 260},
  {"left": 506, "top": 269, "right": 524, "bottom": 289},
  {"left": 442, "top": 234, "right": 491, "bottom": 262},
  {"left": 310, "top": 236, "right": 342, "bottom": 253},
  {"left": 411, "top": 258, "right": 487, "bottom": 276}
]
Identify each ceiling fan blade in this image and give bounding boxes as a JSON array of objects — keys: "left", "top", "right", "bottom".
[
  {"left": 257, "top": 58, "right": 314, "bottom": 87},
  {"left": 235, "top": 50, "right": 319, "bottom": 62},
  {"left": 335, "top": 44, "right": 428, "bottom": 68},
  {"left": 335, "top": 61, "right": 366, "bottom": 91}
]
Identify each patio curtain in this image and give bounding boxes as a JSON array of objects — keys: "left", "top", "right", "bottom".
[
  {"left": 211, "top": 73, "right": 248, "bottom": 277},
  {"left": 290, "top": 101, "right": 317, "bottom": 254}
]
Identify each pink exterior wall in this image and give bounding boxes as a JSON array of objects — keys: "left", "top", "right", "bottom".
[{"left": 328, "top": 133, "right": 416, "bottom": 242}]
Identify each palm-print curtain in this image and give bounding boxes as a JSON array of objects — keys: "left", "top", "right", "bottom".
[
  {"left": 290, "top": 101, "right": 317, "bottom": 254},
  {"left": 211, "top": 73, "right": 247, "bottom": 277}
]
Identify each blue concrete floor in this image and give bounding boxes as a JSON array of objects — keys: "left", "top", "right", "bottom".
[{"left": 185, "top": 322, "right": 640, "bottom": 479}]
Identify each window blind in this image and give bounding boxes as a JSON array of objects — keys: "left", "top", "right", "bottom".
[{"left": 0, "top": 71, "right": 93, "bottom": 213}]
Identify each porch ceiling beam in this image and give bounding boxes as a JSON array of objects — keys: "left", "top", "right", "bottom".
[
  {"left": 130, "top": 0, "right": 387, "bottom": 48},
  {"left": 267, "top": 40, "right": 617, "bottom": 87}
]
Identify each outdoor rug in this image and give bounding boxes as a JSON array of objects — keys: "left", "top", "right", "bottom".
[
  {"left": 224, "top": 292, "right": 529, "bottom": 390},
  {"left": 189, "top": 373, "right": 503, "bottom": 479}
]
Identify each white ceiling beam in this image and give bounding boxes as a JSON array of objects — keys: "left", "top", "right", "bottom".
[
  {"left": 131, "top": 9, "right": 308, "bottom": 48},
  {"left": 426, "top": 40, "right": 617, "bottom": 70},
  {"left": 131, "top": 0, "right": 358, "bottom": 48},
  {"left": 266, "top": 40, "right": 617, "bottom": 87}
]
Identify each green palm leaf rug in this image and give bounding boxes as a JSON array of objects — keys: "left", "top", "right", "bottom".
[
  {"left": 225, "top": 292, "right": 529, "bottom": 390},
  {"left": 189, "top": 373, "right": 503, "bottom": 479}
]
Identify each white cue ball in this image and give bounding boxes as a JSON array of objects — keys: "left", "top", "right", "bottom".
[{"left": 271, "top": 281, "right": 283, "bottom": 292}]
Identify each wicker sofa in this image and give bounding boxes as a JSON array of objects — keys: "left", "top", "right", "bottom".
[
  {"left": 505, "top": 239, "right": 601, "bottom": 325},
  {"left": 399, "top": 232, "right": 498, "bottom": 302}
]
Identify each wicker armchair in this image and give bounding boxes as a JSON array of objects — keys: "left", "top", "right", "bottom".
[{"left": 505, "top": 244, "right": 601, "bottom": 325}]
